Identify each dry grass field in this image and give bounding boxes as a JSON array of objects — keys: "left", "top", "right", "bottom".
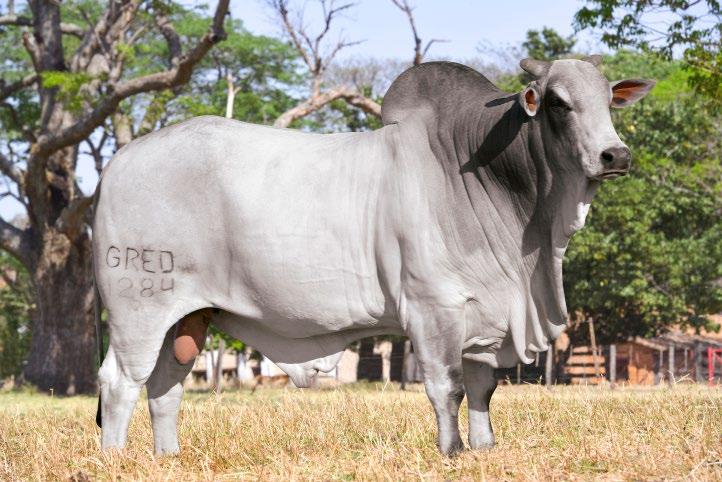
[{"left": 0, "top": 383, "right": 720, "bottom": 481}]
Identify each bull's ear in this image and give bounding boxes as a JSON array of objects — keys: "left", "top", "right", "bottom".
[
  {"left": 610, "top": 79, "right": 656, "bottom": 108},
  {"left": 520, "top": 84, "right": 541, "bottom": 117},
  {"left": 582, "top": 54, "right": 603, "bottom": 68},
  {"left": 520, "top": 58, "right": 550, "bottom": 78}
]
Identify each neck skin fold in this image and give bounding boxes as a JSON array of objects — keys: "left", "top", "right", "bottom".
[{"left": 426, "top": 92, "right": 598, "bottom": 361}]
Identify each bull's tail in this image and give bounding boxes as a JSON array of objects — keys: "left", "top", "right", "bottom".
[
  {"left": 92, "top": 179, "right": 104, "bottom": 428},
  {"left": 94, "top": 281, "right": 103, "bottom": 427}
]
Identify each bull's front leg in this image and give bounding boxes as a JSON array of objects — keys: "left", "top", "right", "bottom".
[
  {"left": 462, "top": 359, "right": 497, "bottom": 449},
  {"left": 408, "top": 316, "right": 466, "bottom": 455}
]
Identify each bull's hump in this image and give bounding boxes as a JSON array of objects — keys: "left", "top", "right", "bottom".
[{"left": 381, "top": 61, "right": 502, "bottom": 125}]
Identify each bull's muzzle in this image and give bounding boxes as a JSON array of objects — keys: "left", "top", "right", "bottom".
[{"left": 599, "top": 146, "right": 631, "bottom": 179}]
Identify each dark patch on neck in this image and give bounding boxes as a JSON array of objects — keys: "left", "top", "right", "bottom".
[{"left": 462, "top": 99, "right": 532, "bottom": 197}]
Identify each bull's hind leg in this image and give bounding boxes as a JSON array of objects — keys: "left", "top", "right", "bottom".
[
  {"left": 147, "top": 310, "right": 210, "bottom": 455},
  {"left": 99, "top": 335, "right": 165, "bottom": 450}
]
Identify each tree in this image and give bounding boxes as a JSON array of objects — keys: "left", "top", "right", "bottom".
[
  {"left": 522, "top": 27, "right": 576, "bottom": 61},
  {"left": 268, "top": 0, "right": 443, "bottom": 129},
  {"left": 574, "top": 0, "right": 722, "bottom": 100},
  {"left": 266, "top": 0, "right": 381, "bottom": 128},
  {"left": 312, "top": 0, "right": 445, "bottom": 132},
  {"left": 513, "top": 27, "right": 578, "bottom": 86},
  {"left": 389, "top": 0, "right": 447, "bottom": 66},
  {"left": 0, "top": 252, "right": 33, "bottom": 381},
  {"left": 113, "top": 13, "right": 303, "bottom": 135},
  {"left": 0, "top": 0, "right": 230, "bottom": 394},
  {"left": 563, "top": 51, "right": 722, "bottom": 343}
]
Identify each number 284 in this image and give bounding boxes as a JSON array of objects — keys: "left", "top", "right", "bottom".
[{"left": 118, "top": 277, "right": 174, "bottom": 298}]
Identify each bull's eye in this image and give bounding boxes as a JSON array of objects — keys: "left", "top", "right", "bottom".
[{"left": 548, "top": 93, "right": 572, "bottom": 113}]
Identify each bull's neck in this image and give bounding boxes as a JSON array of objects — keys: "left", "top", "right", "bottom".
[
  {"left": 433, "top": 93, "right": 596, "bottom": 323},
  {"left": 441, "top": 95, "right": 550, "bottom": 252}
]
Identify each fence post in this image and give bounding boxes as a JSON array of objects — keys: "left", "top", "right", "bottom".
[
  {"left": 695, "top": 342, "right": 704, "bottom": 383},
  {"left": 609, "top": 344, "right": 616, "bottom": 389},
  {"left": 709, "top": 347, "right": 714, "bottom": 385},
  {"left": 214, "top": 337, "right": 225, "bottom": 393},
  {"left": 656, "top": 349, "right": 664, "bottom": 385},
  {"left": 401, "top": 339, "right": 411, "bottom": 390},
  {"left": 545, "top": 347, "right": 553, "bottom": 388},
  {"left": 588, "top": 319, "right": 601, "bottom": 380},
  {"left": 668, "top": 343, "right": 675, "bottom": 387}
]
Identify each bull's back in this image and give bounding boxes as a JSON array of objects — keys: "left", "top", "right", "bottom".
[{"left": 94, "top": 116, "right": 394, "bottom": 335}]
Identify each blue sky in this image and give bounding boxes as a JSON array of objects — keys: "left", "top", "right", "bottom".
[{"left": 231, "top": 0, "right": 601, "bottom": 62}]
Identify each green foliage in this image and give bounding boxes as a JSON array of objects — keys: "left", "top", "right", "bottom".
[
  {"left": 574, "top": 0, "right": 722, "bottom": 102},
  {"left": 166, "top": 15, "right": 302, "bottom": 124},
  {"left": 208, "top": 325, "right": 245, "bottom": 353},
  {"left": 517, "top": 27, "right": 577, "bottom": 86},
  {"left": 522, "top": 27, "right": 577, "bottom": 61},
  {"left": 494, "top": 73, "right": 525, "bottom": 93},
  {"left": 564, "top": 52, "right": 722, "bottom": 343},
  {"left": 40, "top": 71, "right": 100, "bottom": 114},
  {"left": 0, "top": 254, "right": 33, "bottom": 379}
]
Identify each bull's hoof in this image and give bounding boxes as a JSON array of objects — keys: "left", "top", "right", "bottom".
[
  {"left": 469, "top": 436, "right": 495, "bottom": 450},
  {"left": 438, "top": 437, "right": 465, "bottom": 456},
  {"left": 154, "top": 446, "right": 180, "bottom": 457}
]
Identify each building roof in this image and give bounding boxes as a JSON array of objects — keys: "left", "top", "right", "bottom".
[{"left": 631, "top": 331, "right": 722, "bottom": 351}]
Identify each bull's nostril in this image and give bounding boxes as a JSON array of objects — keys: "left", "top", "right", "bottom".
[{"left": 601, "top": 150, "right": 614, "bottom": 164}]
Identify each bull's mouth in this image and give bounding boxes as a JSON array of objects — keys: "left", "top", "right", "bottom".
[{"left": 595, "top": 170, "right": 629, "bottom": 180}]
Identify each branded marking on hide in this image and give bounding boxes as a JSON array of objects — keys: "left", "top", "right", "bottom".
[
  {"left": 106, "top": 246, "right": 174, "bottom": 273},
  {"left": 105, "top": 245, "right": 175, "bottom": 300}
]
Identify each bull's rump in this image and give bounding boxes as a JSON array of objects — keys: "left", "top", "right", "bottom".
[{"left": 94, "top": 116, "right": 395, "bottom": 336}]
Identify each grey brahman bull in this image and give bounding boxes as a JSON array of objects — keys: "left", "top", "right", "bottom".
[{"left": 93, "top": 56, "right": 653, "bottom": 455}]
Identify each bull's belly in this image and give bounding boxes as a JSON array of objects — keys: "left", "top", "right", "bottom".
[{"left": 207, "top": 245, "right": 393, "bottom": 338}]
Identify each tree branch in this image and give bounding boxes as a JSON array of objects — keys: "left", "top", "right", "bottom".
[
  {"left": 0, "top": 217, "right": 33, "bottom": 269},
  {"left": 0, "top": 101, "right": 36, "bottom": 143},
  {"left": 84, "top": 127, "right": 110, "bottom": 177},
  {"left": 273, "top": 85, "right": 380, "bottom": 128},
  {"left": 341, "top": 90, "right": 382, "bottom": 117},
  {"left": 154, "top": 8, "right": 182, "bottom": 66},
  {"left": 269, "top": 0, "right": 313, "bottom": 70},
  {"left": 21, "top": 31, "right": 41, "bottom": 72},
  {"left": 0, "top": 151, "right": 25, "bottom": 188},
  {"left": 390, "top": 0, "right": 446, "bottom": 65},
  {"left": 0, "top": 74, "right": 38, "bottom": 103},
  {"left": 0, "top": 14, "right": 86, "bottom": 37},
  {"left": 269, "top": 0, "right": 360, "bottom": 78},
  {"left": 313, "top": 1, "right": 355, "bottom": 57},
  {"left": 70, "top": 0, "right": 140, "bottom": 74},
  {"left": 59, "top": 22, "right": 86, "bottom": 38},
  {"left": 56, "top": 195, "right": 94, "bottom": 239},
  {"left": 33, "top": 0, "right": 230, "bottom": 156}
]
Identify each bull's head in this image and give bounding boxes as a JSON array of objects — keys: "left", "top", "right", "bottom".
[{"left": 518, "top": 55, "right": 654, "bottom": 181}]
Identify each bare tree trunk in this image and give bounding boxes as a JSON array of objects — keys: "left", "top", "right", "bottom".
[
  {"left": 24, "top": 228, "right": 96, "bottom": 394},
  {"left": 1, "top": 0, "right": 230, "bottom": 395}
]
